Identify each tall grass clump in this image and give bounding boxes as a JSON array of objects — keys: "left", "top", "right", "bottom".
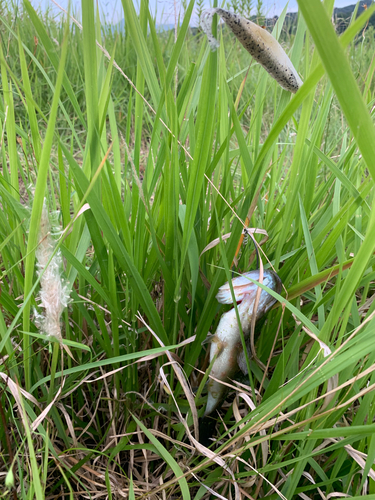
[{"left": 1, "top": 0, "right": 375, "bottom": 498}]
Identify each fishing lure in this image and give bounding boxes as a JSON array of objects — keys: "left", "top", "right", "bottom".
[
  {"left": 201, "top": 8, "right": 303, "bottom": 93},
  {"left": 205, "top": 269, "right": 282, "bottom": 416}
]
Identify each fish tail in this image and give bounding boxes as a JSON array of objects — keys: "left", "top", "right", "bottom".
[{"left": 204, "top": 389, "right": 221, "bottom": 416}]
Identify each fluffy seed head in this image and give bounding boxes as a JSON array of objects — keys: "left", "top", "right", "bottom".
[{"left": 35, "top": 200, "right": 70, "bottom": 342}]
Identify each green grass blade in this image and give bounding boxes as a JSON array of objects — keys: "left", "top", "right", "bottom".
[
  {"left": 21, "top": 13, "right": 69, "bottom": 390},
  {"left": 297, "top": 0, "right": 375, "bottom": 182}
]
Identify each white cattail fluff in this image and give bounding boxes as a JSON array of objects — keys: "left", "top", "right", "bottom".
[
  {"left": 34, "top": 201, "right": 70, "bottom": 342},
  {"left": 200, "top": 8, "right": 303, "bottom": 93}
]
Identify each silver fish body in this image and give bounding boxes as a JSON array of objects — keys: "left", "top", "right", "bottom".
[
  {"left": 205, "top": 270, "right": 282, "bottom": 416},
  {"left": 201, "top": 8, "right": 302, "bottom": 93}
]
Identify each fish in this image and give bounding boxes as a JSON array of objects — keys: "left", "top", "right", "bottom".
[
  {"left": 201, "top": 8, "right": 303, "bottom": 93},
  {"left": 204, "top": 269, "right": 282, "bottom": 416}
]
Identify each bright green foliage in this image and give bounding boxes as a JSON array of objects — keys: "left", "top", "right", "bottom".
[{"left": 1, "top": 0, "right": 375, "bottom": 498}]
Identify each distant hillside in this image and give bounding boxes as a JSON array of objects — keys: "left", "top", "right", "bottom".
[
  {"left": 333, "top": 0, "right": 375, "bottom": 32},
  {"left": 271, "top": 1, "right": 375, "bottom": 34},
  {"left": 112, "top": 2, "right": 375, "bottom": 35}
]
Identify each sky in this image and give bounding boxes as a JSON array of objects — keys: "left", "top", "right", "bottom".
[{"left": 30, "top": 0, "right": 365, "bottom": 26}]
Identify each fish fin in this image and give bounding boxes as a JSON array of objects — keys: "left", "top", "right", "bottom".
[
  {"left": 201, "top": 334, "right": 213, "bottom": 346},
  {"left": 237, "top": 349, "right": 248, "bottom": 375},
  {"left": 237, "top": 342, "right": 252, "bottom": 375}
]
